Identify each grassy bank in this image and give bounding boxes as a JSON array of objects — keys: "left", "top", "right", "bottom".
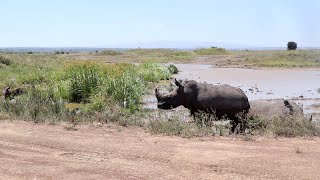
[
  {"left": 0, "top": 53, "right": 177, "bottom": 125},
  {"left": 1, "top": 50, "right": 320, "bottom": 138},
  {"left": 218, "top": 50, "right": 320, "bottom": 68}
]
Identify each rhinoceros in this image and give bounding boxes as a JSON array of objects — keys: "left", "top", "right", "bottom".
[
  {"left": 155, "top": 79, "right": 250, "bottom": 133},
  {"left": 247, "top": 99, "right": 307, "bottom": 120}
]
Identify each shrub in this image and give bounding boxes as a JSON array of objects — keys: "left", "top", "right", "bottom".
[
  {"left": 287, "top": 41, "right": 297, "bottom": 50},
  {"left": 243, "top": 114, "right": 320, "bottom": 137},
  {"left": 148, "top": 116, "right": 215, "bottom": 138},
  {"left": 67, "top": 63, "right": 103, "bottom": 103},
  {"left": 106, "top": 72, "right": 147, "bottom": 112},
  {"left": 149, "top": 117, "right": 191, "bottom": 136},
  {"left": 138, "top": 63, "right": 171, "bottom": 82},
  {"left": 99, "top": 50, "right": 122, "bottom": 56},
  {"left": 168, "top": 64, "right": 179, "bottom": 74},
  {"left": 194, "top": 47, "right": 229, "bottom": 55},
  {"left": 269, "top": 116, "right": 320, "bottom": 137}
]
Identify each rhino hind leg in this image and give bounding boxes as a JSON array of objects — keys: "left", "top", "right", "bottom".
[{"left": 229, "top": 120, "right": 246, "bottom": 134}]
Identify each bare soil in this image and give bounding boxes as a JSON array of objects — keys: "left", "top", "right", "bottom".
[{"left": 1, "top": 121, "right": 320, "bottom": 180}]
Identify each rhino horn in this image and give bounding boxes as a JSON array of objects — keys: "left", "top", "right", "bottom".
[{"left": 174, "top": 79, "right": 183, "bottom": 89}]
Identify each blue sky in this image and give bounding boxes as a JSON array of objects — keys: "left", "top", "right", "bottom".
[{"left": 0, "top": 0, "right": 319, "bottom": 48}]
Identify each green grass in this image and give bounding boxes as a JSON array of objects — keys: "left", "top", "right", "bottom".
[
  {"left": 67, "top": 62, "right": 103, "bottom": 103},
  {"left": 137, "top": 62, "right": 172, "bottom": 82},
  {"left": 0, "top": 53, "right": 65, "bottom": 88},
  {"left": 125, "top": 48, "right": 195, "bottom": 62},
  {"left": 99, "top": 50, "right": 122, "bottom": 56},
  {"left": 0, "top": 54, "right": 177, "bottom": 124},
  {"left": 194, "top": 47, "right": 230, "bottom": 55}
]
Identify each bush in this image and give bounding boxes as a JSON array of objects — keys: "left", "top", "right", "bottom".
[
  {"left": 148, "top": 116, "right": 215, "bottom": 138},
  {"left": 149, "top": 118, "right": 189, "bottom": 136},
  {"left": 138, "top": 63, "right": 172, "bottom": 82},
  {"left": 244, "top": 114, "right": 320, "bottom": 137},
  {"left": 67, "top": 63, "right": 103, "bottom": 103},
  {"left": 99, "top": 50, "right": 122, "bottom": 56},
  {"left": 194, "top": 47, "right": 229, "bottom": 55},
  {"left": 106, "top": 72, "right": 147, "bottom": 112},
  {"left": 287, "top": 41, "right": 297, "bottom": 50},
  {"left": 168, "top": 64, "right": 179, "bottom": 74},
  {"left": 270, "top": 116, "right": 320, "bottom": 137}
]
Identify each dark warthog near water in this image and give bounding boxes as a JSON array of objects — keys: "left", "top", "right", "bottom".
[
  {"left": 155, "top": 79, "right": 250, "bottom": 133},
  {"left": 2, "top": 87, "right": 26, "bottom": 100}
]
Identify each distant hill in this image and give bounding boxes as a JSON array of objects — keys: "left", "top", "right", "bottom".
[{"left": 0, "top": 42, "right": 319, "bottom": 52}]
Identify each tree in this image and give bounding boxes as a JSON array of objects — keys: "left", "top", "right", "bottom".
[{"left": 287, "top": 41, "right": 297, "bottom": 50}]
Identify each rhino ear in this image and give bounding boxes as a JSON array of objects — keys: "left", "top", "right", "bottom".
[{"left": 174, "top": 79, "right": 183, "bottom": 89}]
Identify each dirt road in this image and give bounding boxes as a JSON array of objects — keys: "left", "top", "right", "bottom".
[{"left": 1, "top": 121, "right": 320, "bottom": 180}]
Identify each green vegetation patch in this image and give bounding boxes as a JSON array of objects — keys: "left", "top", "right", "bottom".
[
  {"left": 99, "top": 50, "right": 123, "bottom": 56},
  {"left": 126, "top": 48, "right": 195, "bottom": 62},
  {"left": 0, "top": 54, "right": 178, "bottom": 123},
  {"left": 194, "top": 47, "right": 230, "bottom": 55}
]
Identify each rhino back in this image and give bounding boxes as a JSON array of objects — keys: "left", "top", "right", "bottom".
[{"left": 185, "top": 83, "right": 250, "bottom": 113}]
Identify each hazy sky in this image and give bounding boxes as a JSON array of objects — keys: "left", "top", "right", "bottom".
[{"left": 0, "top": 0, "right": 319, "bottom": 47}]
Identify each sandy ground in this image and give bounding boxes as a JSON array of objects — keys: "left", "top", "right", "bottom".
[{"left": 1, "top": 121, "right": 320, "bottom": 180}]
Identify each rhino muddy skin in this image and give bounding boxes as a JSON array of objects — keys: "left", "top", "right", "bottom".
[
  {"left": 248, "top": 99, "right": 305, "bottom": 120},
  {"left": 155, "top": 79, "right": 250, "bottom": 133}
]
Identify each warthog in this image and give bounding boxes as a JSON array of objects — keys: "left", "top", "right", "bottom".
[{"left": 2, "top": 87, "right": 26, "bottom": 100}]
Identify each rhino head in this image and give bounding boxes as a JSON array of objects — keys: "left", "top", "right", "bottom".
[{"left": 155, "top": 79, "right": 185, "bottom": 109}]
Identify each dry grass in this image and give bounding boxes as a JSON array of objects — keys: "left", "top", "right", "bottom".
[{"left": 217, "top": 50, "right": 320, "bottom": 68}]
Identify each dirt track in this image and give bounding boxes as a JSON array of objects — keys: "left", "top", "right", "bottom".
[{"left": 1, "top": 121, "right": 320, "bottom": 180}]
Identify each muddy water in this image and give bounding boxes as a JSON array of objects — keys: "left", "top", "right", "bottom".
[
  {"left": 144, "top": 64, "right": 320, "bottom": 121},
  {"left": 174, "top": 64, "right": 320, "bottom": 120},
  {"left": 174, "top": 64, "right": 320, "bottom": 100}
]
